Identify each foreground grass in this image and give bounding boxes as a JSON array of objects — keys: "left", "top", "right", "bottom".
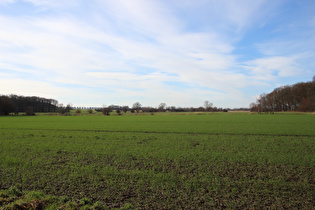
[
  {"left": 0, "top": 114, "right": 314, "bottom": 209},
  {"left": 0, "top": 186, "right": 121, "bottom": 209}
]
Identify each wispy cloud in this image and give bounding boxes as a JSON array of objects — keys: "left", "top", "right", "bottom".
[{"left": 245, "top": 56, "right": 300, "bottom": 78}]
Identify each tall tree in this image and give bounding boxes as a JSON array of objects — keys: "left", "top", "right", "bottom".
[
  {"left": 132, "top": 102, "right": 142, "bottom": 113},
  {"left": 158, "top": 103, "right": 166, "bottom": 112},
  {"left": 251, "top": 76, "right": 315, "bottom": 112},
  {"left": 204, "top": 100, "right": 213, "bottom": 111},
  {"left": 0, "top": 96, "right": 16, "bottom": 115}
]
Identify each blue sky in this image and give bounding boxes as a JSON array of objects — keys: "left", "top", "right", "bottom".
[{"left": 1, "top": 0, "right": 314, "bottom": 108}]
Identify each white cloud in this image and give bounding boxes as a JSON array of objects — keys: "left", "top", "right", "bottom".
[
  {"left": 0, "top": 0, "right": 314, "bottom": 108},
  {"left": 220, "top": 0, "right": 268, "bottom": 31},
  {"left": 0, "top": 4, "right": 268, "bottom": 108},
  {"left": 245, "top": 56, "right": 301, "bottom": 78},
  {"left": 0, "top": 0, "right": 14, "bottom": 4},
  {"left": 96, "top": 0, "right": 180, "bottom": 36}
]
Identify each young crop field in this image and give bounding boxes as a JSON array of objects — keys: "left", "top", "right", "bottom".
[{"left": 0, "top": 113, "right": 314, "bottom": 209}]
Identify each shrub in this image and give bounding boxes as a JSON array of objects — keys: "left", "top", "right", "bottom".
[
  {"left": 58, "top": 105, "right": 71, "bottom": 115},
  {"left": 102, "top": 108, "right": 112, "bottom": 115}
]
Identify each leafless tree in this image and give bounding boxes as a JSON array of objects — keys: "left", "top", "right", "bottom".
[
  {"left": 132, "top": 102, "right": 142, "bottom": 113},
  {"left": 251, "top": 76, "right": 315, "bottom": 112},
  {"left": 204, "top": 100, "right": 213, "bottom": 111},
  {"left": 122, "top": 106, "right": 129, "bottom": 113},
  {"left": 158, "top": 103, "right": 166, "bottom": 112}
]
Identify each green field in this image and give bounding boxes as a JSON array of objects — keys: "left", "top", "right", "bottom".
[{"left": 0, "top": 113, "right": 314, "bottom": 209}]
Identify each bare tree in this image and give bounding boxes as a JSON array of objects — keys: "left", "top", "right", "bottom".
[
  {"left": 122, "top": 106, "right": 129, "bottom": 113},
  {"left": 132, "top": 102, "right": 142, "bottom": 113},
  {"left": 158, "top": 103, "right": 166, "bottom": 112},
  {"left": 204, "top": 100, "right": 213, "bottom": 111},
  {"left": 58, "top": 104, "right": 72, "bottom": 115},
  {"left": 249, "top": 102, "right": 258, "bottom": 112},
  {"left": 251, "top": 76, "right": 315, "bottom": 113},
  {"left": 65, "top": 104, "right": 72, "bottom": 113}
]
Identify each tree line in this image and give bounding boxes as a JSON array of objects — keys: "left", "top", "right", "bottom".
[
  {"left": 250, "top": 76, "right": 315, "bottom": 113},
  {"left": 0, "top": 95, "right": 58, "bottom": 115},
  {"left": 50, "top": 101, "right": 228, "bottom": 115},
  {"left": 94, "top": 101, "right": 228, "bottom": 114},
  {"left": 1, "top": 95, "right": 231, "bottom": 116}
]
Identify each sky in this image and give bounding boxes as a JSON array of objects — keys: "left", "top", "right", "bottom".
[{"left": 1, "top": 0, "right": 315, "bottom": 108}]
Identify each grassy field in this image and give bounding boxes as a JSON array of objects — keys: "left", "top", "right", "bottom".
[{"left": 0, "top": 113, "right": 314, "bottom": 209}]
